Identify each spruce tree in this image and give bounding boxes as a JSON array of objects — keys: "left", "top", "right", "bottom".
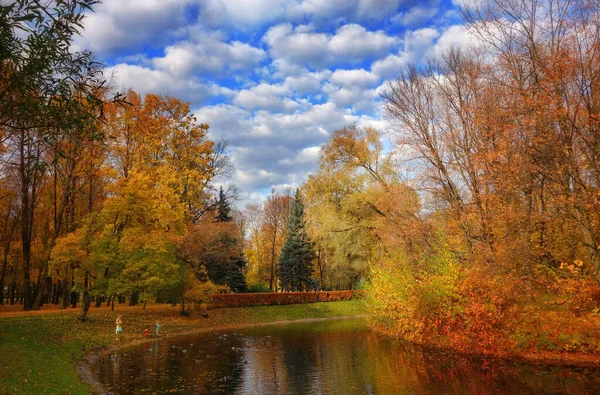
[
  {"left": 278, "top": 189, "right": 316, "bottom": 291},
  {"left": 204, "top": 188, "right": 247, "bottom": 292},
  {"left": 215, "top": 187, "right": 233, "bottom": 222}
]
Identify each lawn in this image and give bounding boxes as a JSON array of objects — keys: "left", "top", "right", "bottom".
[{"left": 0, "top": 300, "right": 366, "bottom": 394}]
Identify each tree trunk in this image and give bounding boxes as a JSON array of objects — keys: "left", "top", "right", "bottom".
[
  {"left": 32, "top": 272, "right": 50, "bottom": 310},
  {"left": 0, "top": 224, "right": 15, "bottom": 305},
  {"left": 60, "top": 279, "right": 69, "bottom": 309},
  {"left": 79, "top": 292, "right": 91, "bottom": 321},
  {"left": 9, "top": 280, "right": 15, "bottom": 305},
  {"left": 70, "top": 291, "right": 78, "bottom": 308},
  {"left": 19, "top": 129, "right": 37, "bottom": 311},
  {"left": 0, "top": 263, "right": 5, "bottom": 305},
  {"left": 129, "top": 291, "right": 138, "bottom": 306}
]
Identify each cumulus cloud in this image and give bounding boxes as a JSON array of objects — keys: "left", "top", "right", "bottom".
[
  {"left": 200, "top": 0, "right": 291, "bottom": 28},
  {"left": 153, "top": 31, "right": 266, "bottom": 77},
  {"left": 283, "top": 70, "right": 332, "bottom": 94},
  {"left": 82, "top": 0, "right": 469, "bottom": 205},
  {"left": 426, "top": 25, "right": 475, "bottom": 59},
  {"left": 370, "top": 27, "right": 440, "bottom": 79},
  {"left": 392, "top": 7, "right": 438, "bottom": 27},
  {"left": 329, "top": 24, "right": 399, "bottom": 60},
  {"left": 330, "top": 69, "right": 379, "bottom": 87},
  {"left": 264, "top": 23, "right": 399, "bottom": 68},
  {"left": 76, "top": 0, "right": 188, "bottom": 54},
  {"left": 105, "top": 64, "right": 212, "bottom": 103},
  {"left": 200, "top": 0, "right": 408, "bottom": 29},
  {"left": 234, "top": 83, "right": 300, "bottom": 113},
  {"left": 371, "top": 52, "right": 411, "bottom": 78},
  {"left": 263, "top": 24, "right": 330, "bottom": 68},
  {"left": 194, "top": 100, "right": 379, "bottom": 195}
]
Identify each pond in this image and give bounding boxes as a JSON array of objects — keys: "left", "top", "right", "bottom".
[{"left": 94, "top": 318, "right": 600, "bottom": 394}]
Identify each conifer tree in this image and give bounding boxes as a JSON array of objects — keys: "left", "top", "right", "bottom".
[
  {"left": 215, "top": 187, "right": 233, "bottom": 222},
  {"left": 202, "top": 188, "right": 247, "bottom": 292},
  {"left": 278, "top": 189, "right": 316, "bottom": 291}
]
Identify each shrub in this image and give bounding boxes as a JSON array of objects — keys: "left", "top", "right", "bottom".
[
  {"left": 247, "top": 283, "right": 271, "bottom": 293},
  {"left": 207, "top": 290, "right": 361, "bottom": 308}
]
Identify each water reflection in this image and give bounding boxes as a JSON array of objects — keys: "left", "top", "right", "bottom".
[{"left": 95, "top": 318, "right": 600, "bottom": 394}]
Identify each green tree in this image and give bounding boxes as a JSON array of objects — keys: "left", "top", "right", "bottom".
[
  {"left": 215, "top": 186, "right": 233, "bottom": 222},
  {"left": 278, "top": 189, "right": 315, "bottom": 291},
  {"left": 182, "top": 220, "right": 248, "bottom": 293}
]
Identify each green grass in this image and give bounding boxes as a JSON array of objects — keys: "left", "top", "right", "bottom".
[{"left": 0, "top": 300, "right": 366, "bottom": 394}]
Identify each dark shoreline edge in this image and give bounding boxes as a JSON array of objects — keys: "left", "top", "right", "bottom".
[{"left": 370, "top": 327, "right": 600, "bottom": 370}]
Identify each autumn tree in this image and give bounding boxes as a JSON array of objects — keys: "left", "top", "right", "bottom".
[
  {"left": 263, "top": 190, "right": 291, "bottom": 291},
  {"left": 303, "top": 126, "right": 421, "bottom": 289},
  {"left": 207, "top": 189, "right": 247, "bottom": 292},
  {"left": 0, "top": 1, "right": 118, "bottom": 310},
  {"left": 47, "top": 91, "right": 230, "bottom": 313},
  {"left": 242, "top": 203, "right": 267, "bottom": 287},
  {"left": 357, "top": 0, "right": 600, "bottom": 353}
]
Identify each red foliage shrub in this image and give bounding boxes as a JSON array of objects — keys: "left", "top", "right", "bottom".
[{"left": 207, "top": 290, "right": 362, "bottom": 308}]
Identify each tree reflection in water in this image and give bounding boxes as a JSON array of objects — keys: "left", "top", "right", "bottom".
[{"left": 96, "top": 319, "right": 600, "bottom": 394}]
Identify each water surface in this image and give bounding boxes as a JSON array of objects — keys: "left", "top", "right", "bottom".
[{"left": 95, "top": 318, "right": 600, "bottom": 394}]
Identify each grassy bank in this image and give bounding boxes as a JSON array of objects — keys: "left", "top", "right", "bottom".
[{"left": 0, "top": 300, "right": 366, "bottom": 394}]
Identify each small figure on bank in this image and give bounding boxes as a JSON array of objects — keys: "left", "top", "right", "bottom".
[
  {"left": 143, "top": 326, "right": 149, "bottom": 338},
  {"left": 155, "top": 321, "right": 161, "bottom": 337},
  {"left": 115, "top": 315, "right": 123, "bottom": 340}
]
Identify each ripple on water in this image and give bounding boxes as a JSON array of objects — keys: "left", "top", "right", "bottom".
[{"left": 94, "top": 318, "right": 600, "bottom": 394}]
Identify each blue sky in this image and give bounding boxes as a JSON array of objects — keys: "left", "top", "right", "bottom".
[{"left": 74, "top": 0, "right": 471, "bottom": 206}]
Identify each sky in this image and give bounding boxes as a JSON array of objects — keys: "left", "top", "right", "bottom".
[{"left": 74, "top": 0, "right": 471, "bottom": 207}]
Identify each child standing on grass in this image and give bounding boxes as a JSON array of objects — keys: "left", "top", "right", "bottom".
[
  {"left": 143, "top": 326, "right": 149, "bottom": 338},
  {"left": 115, "top": 315, "right": 123, "bottom": 340},
  {"left": 156, "top": 321, "right": 161, "bottom": 336}
]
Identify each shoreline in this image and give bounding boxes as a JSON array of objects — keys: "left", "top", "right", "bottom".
[
  {"left": 76, "top": 314, "right": 368, "bottom": 394},
  {"left": 370, "top": 327, "right": 600, "bottom": 369},
  {"left": 79, "top": 313, "right": 600, "bottom": 394}
]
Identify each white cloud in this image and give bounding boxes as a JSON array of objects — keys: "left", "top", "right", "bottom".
[
  {"left": 82, "top": 0, "right": 470, "bottom": 206},
  {"left": 76, "top": 0, "right": 187, "bottom": 54},
  {"left": 200, "top": 0, "right": 407, "bottom": 29},
  {"left": 195, "top": 100, "right": 379, "bottom": 194},
  {"left": 404, "top": 27, "right": 441, "bottom": 56},
  {"left": 322, "top": 84, "right": 378, "bottom": 112},
  {"left": 153, "top": 32, "right": 266, "bottom": 77},
  {"left": 234, "top": 83, "right": 300, "bottom": 112},
  {"left": 330, "top": 68, "right": 379, "bottom": 87},
  {"left": 426, "top": 25, "right": 474, "bottom": 59},
  {"left": 371, "top": 53, "right": 411, "bottom": 78},
  {"left": 201, "top": 0, "right": 290, "bottom": 27},
  {"left": 264, "top": 23, "right": 399, "bottom": 68},
  {"left": 451, "top": 0, "right": 483, "bottom": 10},
  {"left": 280, "top": 146, "right": 321, "bottom": 165},
  {"left": 284, "top": 70, "right": 332, "bottom": 94},
  {"left": 264, "top": 23, "right": 331, "bottom": 68},
  {"left": 370, "top": 27, "right": 440, "bottom": 79},
  {"left": 105, "top": 64, "right": 211, "bottom": 103},
  {"left": 329, "top": 24, "right": 398, "bottom": 60},
  {"left": 393, "top": 7, "right": 438, "bottom": 27},
  {"left": 355, "top": 0, "right": 404, "bottom": 20}
]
